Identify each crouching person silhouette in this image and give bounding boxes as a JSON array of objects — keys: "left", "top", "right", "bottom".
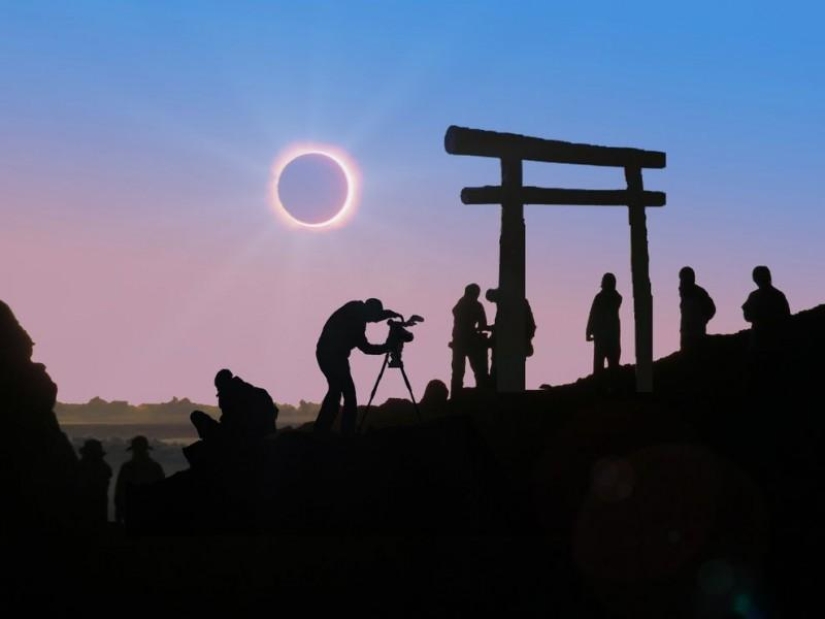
[
  {"left": 186, "top": 369, "right": 279, "bottom": 466},
  {"left": 314, "top": 298, "right": 401, "bottom": 435}
]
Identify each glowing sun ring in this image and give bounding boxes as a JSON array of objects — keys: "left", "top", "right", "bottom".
[{"left": 270, "top": 143, "right": 359, "bottom": 229}]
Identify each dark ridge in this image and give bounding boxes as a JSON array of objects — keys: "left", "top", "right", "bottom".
[{"left": 4, "top": 303, "right": 824, "bottom": 616}]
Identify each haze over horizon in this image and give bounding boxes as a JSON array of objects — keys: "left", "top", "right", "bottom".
[{"left": 2, "top": 2, "right": 822, "bottom": 406}]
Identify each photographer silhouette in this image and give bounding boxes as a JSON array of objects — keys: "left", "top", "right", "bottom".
[{"left": 314, "top": 298, "right": 402, "bottom": 435}]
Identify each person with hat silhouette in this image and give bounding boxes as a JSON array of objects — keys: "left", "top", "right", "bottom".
[
  {"left": 114, "top": 435, "right": 165, "bottom": 526},
  {"left": 76, "top": 438, "right": 112, "bottom": 528},
  {"left": 314, "top": 298, "right": 402, "bottom": 435}
]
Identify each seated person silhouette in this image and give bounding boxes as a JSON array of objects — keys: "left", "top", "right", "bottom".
[
  {"left": 314, "top": 298, "right": 401, "bottom": 435},
  {"left": 187, "top": 369, "right": 279, "bottom": 464},
  {"left": 742, "top": 265, "right": 791, "bottom": 391},
  {"left": 742, "top": 265, "right": 791, "bottom": 354}
]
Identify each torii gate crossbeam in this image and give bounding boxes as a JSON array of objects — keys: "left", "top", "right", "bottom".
[{"left": 444, "top": 125, "right": 667, "bottom": 393}]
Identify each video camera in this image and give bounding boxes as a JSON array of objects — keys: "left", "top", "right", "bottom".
[{"left": 385, "top": 314, "right": 424, "bottom": 368}]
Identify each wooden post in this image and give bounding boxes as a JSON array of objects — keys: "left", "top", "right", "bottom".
[
  {"left": 497, "top": 157, "right": 526, "bottom": 392},
  {"left": 445, "top": 126, "right": 665, "bottom": 394},
  {"left": 625, "top": 166, "right": 653, "bottom": 392}
]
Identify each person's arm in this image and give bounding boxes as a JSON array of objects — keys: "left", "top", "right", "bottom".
[
  {"left": 526, "top": 302, "right": 536, "bottom": 338},
  {"left": 381, "top": 309, "right": 403, "bottom": 320},
  {"left": 586, "top": 297, "right": 597, "bottom": 341},
  {"left": 705, "top": 290, "right": 716, "bottom": 321},
  {"left": 742, "top": 294, "right": 754, "bottom": 323},
  {"left": 355, "top": 328, "right": 388, "bottom": 355},
  {"left": 478, "top": 305, "right": 488, "bottom": 331},
  {"left": 358, "top": 340, "right": 388, "bottom": 355}
]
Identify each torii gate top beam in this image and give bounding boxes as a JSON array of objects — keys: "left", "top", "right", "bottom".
[
  {"left": 444, "top": 124, "right": 666, "bottom": 394},
  {"left": 445, "top": 125, "right": 666, "bottom": 169}
]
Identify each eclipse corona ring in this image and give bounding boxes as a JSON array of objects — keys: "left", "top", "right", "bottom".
[{"left": 270, "top": 144, "right": 359, "bottom": 229}]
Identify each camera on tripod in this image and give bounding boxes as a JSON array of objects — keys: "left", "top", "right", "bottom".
[{"left": 385, "top": 314, "right": 424, "bottom": 368}]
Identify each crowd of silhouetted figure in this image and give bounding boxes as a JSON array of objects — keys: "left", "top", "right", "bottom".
[
  {"left": 0, "top": 262, "right": 797, "bottom": 533},
  {"left": 445, "top": 264, "right": 790, "bottom": 396}
]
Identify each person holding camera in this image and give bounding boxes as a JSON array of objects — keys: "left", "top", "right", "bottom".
[
  {"left": 449, "top": 283, "right": 489, "bottom": 397},
  {"left": 314, "top": 298, "right": 402, "bottom": 435}
]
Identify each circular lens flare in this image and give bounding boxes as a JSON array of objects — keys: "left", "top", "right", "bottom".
[{"left": 270, "top": 143, "right": 359, "bottom": 229}]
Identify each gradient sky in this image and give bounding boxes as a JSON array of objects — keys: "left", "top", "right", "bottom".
[{"left": 2, "top": 1, "right": 823, "bottom": 406}]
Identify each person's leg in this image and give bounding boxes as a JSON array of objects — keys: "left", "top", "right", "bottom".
[
  {"left": 450, "top": 346, "right": 466, "bottom": 397},
  {"left": 468, "top": 342, "right": 489, "bottom": 389},
  {"left": 339, "top": 361, "right": 358, "bottom": 436},
  {"left": 190, "top": 410, "right": 220, "bottom": 441},
  {"left": 606, "top": 341, "right": 621, "bottom": 369},
  {"left": 593, "top": 342, "right": 603, "bottom": 375},
  {"left": 314, "top": 354, "right": 343, "bottom": 432}
]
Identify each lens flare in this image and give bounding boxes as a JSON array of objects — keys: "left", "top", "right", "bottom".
[{"left": 270, "top": 143, "right": 360, "bottom": 229}]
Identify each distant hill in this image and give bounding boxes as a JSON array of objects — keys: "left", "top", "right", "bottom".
[{"left": 55, "top": 396, "right": 320, "bottom": 427}]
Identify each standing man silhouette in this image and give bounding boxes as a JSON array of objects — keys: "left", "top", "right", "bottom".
[
  {"left": 314, "top": 298, "right": 401, "bottom": 435},
  {"left": 679, "top": 266, "right": 716, "bottom": 352},
  {"left": 449, "top": 283, "right": 489, "bottom": 397},
  {"left": 586, "top": 273, "right": 622, "bottom": 376},
  {"left": 76, "top": 439, "right": 113, "bottom": 529},
  {"left": 114, "top": 435, "right": 165, "bottom": 526}
]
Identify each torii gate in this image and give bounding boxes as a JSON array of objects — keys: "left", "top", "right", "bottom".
[{"left": 444, "top": 125, "right": 666, "bottom": 393}]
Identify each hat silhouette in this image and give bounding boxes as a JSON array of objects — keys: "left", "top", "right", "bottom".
[
  {"left": 127, "top": 435, "right": 151, "bottom": 452},
  {"left": 79, "top": 439, "right": 106, "bottom": 458}
]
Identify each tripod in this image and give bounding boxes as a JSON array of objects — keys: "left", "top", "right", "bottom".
[{"left": 358, "top": 351, "right": 422, "bottom": 433}]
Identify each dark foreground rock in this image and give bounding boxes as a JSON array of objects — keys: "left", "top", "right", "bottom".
[
  {"left": 127, "top": 414, "right": 521, "bottom": 536},
  {"left": 5, "top": 304, "right": 825, "bottom": 617}
]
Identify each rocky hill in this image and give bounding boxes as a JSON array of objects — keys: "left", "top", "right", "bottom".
[{"left": 4, "top": 302, "right": 824, "bottom": 616}]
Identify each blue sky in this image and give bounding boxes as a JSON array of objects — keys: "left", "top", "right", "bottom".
[{"left": 1, "top": 1, "right": 823, "bottom": 405}]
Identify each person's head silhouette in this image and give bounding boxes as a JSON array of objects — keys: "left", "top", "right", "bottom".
[
  {"left": 79, "top": 439, "right": 106, "bottom": 461},
  {"left": 601, "top": 273, "right": 617, "bottom": 291},
  {"left": 464, "top": 283, "right": 481, "bottom": 300},
  {"left": 127, "top": 435, "right": 152, "bottom": 455},
  {"left": 752, "top": 265, "right": 772, "bottom": 288},
  {"left": 679, "top": 266, "right": 696, "bottom": 286},
  {"left": 421, "top": 379, "right": 449, "bottom": 405},
  {"left": 364, "top": 298, "right": 389, "bottom": 322},
  {"left": 215, "top": 368, "right": 233, "bottom": 391},
  {"left": 485, "top": 288, "right": 500, "bottom": 303}
]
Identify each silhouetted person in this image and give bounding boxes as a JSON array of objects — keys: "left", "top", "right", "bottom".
[
  {"left": 449, "top": 284, "right": 489, "bottom": 396},
  {"left": 742, "top": 266, "right": 791, "bottom": 391},
  {"left": 679, "top": 266, "right": 716, "bottom": 352},
  {"left": 484, "top": 288, "right": 537, "bottom": 388},
  {"left": 742, "top": 266, "right": 791, "bottom": 353},
  {"left": 187, "top": 369, "right": 279, "bottom": 467},
  {"left": 114, "top": 435, "right": 165, "bottom": 526},
  {"left": 76, "top": 439, "right": 112, "bottom": 528},
  {"left": 190, "top": 369, "right": 278, "bottom": 442},
  {"left": 586, "top": 273, "right": 622, "bottom": 375},
  {"left": 314, "top": 298, "right": 401, "bottom": 435},
  {"left": 420, "top": 378, "right": 450, "bottom": 418}
]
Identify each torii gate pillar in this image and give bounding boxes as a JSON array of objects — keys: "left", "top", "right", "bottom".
[
  {"left": 497, "top": 157, "right": 526, "bottom": 392},
  {"left": 445, "top": 126, "right": 666, "bottom": 394}
]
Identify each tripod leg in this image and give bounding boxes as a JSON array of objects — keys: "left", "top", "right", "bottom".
[
  {"left": 359, "top": 353, "right": 389, "bottom": 433},
  {"left": 399, "top": 363, "right": 423, "bottom": 423}
]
